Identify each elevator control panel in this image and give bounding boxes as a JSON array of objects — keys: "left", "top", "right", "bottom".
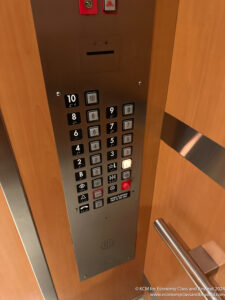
[{"left": 31, "top": 0, "right": 154, "bottom": 280}]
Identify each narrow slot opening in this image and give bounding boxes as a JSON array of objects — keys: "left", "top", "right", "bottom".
[{"left": 86, "top": 50, "right": 115, "bottom": 56}]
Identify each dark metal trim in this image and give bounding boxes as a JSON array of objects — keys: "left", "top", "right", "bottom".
[
  {"left": 0, "top": 112, "right": 58, "bottom": 300},
  {"left": 162, "top": 113, "right": 225, "bottom": 189}
]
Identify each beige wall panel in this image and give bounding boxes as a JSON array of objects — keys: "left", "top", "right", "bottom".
[
  {"left": 166, "top": 0, "right": 225, "bottom": 147},
  {"left": 144, "top": 141, "right": 225, "bottom": 298}
]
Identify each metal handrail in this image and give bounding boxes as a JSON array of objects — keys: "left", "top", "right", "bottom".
[{"left": 154, "top": 218, "right": 222, "bottom": 300}]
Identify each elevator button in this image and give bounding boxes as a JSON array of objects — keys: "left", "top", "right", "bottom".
[
  {"left": 122, "top": 146, "right": 132, "bottom": 157},
  {"left": 108, "top": 185, "right": 117, "bottom": 194},
  {"left": 122, "top": 170, "right": 131, "bottom": 180},
  {"left": 107, "top": 122, "right": 117, "bottom": 134},
  {"left": 93, "top": 189, "right": 103, "bottom": 199},
  {"left": 92, "top": 178, "right": 103, "bottom": 188},
  {"left": 103, "top": 0, "right": 116, "bottom": 12},
  {"left": 78, "top": 193, "right": 89, "bottom": 203},
  {"left": 67, "top": 112, "right": 81, "bottom": 125},
  {"left": 93, "top": 199, "right": 104, "bottom": 209},
  {"left": 107, "top": 150, "right": 117, "bottom": 160},
  {"left": 123, "top": 103, "right": 134, "bottom": 116},
  {"left": 108, "top": 174, "right": 117, "bottom": 184},
  {"left": 90, "top": 153, "right": 102, "bottom": 165},
  {"left": 70, "top": 129, "right": 83, "bottom": 141},
  {"left": 89, "top": 140, "right": 101, "bottom": 152},
  {"left": 88, "top": 125, "right": 100, "bottom": 138},
  {"left": 85, "top": 90, "right": 99, "bottom": 105},
  {"left": 106, "top": 106, "right": 117, "bottom": 119},
  {"left": 108, "top": 162, "right": 117, "bottom": 172},
  {"left": 122, "top": 133, "right": 133, "bottom": 144},
  {"left": 121, "top": 180, "right": 131, "bottom": 191},
  {"left": 79, "top": 204, "right": 89, "bottom": 214},
  {"left": 91, "top": 166, "right": 102, "bottom": 177},
  {"left": 74, "top": 158, "right": 85, "bottom": 169},
  {"left": 72, "top": 144, "right": 84, "bottom": 156},
  {"left": 77, "top": 182, "right": 88, "bottom": 193},
  {"left": 122, "top": 159, "right": 132, "bottom": 170},
  {"left": 75, "top": 170, "right": 86, "bottom": 181},
  {"left": 122, "top": 119, "right": 134, "bottom": 131},
  {"left": 65, "top": 93, "right": 79, "bottom": 108},
  {"left": 86, "top": 109, "right": 100, "bottom": 122},
  {"left": 107, "top": 136, "right": 117, "bottom": 147}
]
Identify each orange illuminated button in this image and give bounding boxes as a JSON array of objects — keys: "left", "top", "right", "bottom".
[{"left": 121, "top": 180, "right": 131, "bottom": 191}]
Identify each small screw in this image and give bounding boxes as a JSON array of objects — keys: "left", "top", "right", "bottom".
[
  {"left": 138, "top": 81, "right": 143, "bottom": 86},
  {"left": 56, "top": 91, "right": 61, "bottom": 97}
]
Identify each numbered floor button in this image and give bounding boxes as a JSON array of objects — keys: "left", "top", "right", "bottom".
[
  {"left": 107, "top": 150, "right": 117, "bottom": 160},
  {"left": 72, "top": 144, "right": 84, "bottom": 156},
  {"left": 90, "top": 153, "right": 102, "bottom": 165},
  {"left": 91, "top": 166, "right": 102, "bottom": 177},
  {"left": 122, "top": 146, "right": 132, "bottom": 157},
  {"left": 88, "top": 125, "right": 100, "bottom": 138},
  {"left": 123, "top": 103, "right": 135, "bottom": 116},
  {"left": 75, "top": 170, "right": 86, "bottom": 181},
  {"left": 86, "top": 109, "right": 100, "bottom": 123},
  {"left": 70, "top": 129, "right": 82, "bottom": 141},
  {"left": 65, "top": 93, "right": 79, "bottom": 108},
  {"left": 121, "top": 170, "right": 131, "bottom": 180},
  {"left": 108, "top": 174, "right": 117, "bottom": 184},
  {"left": 79, "top": 204, "right": 89, "bottom": 214},
  {"left": 107, "top": 137, "right": 117, "bottom": 147},
  {"left": 107, "top": 122, "right": 117, "bottom": 134},
  {"left": 93, "top": 199, "right": 104, "bottom": 209},
  {"left": 122, "top": 133, "right": 133, "bottom": 145},
  {"left": 93, "top": 188, "right": 103, "bottom": 200},
  {"left": 92, "top": 178, "right": 103, "bottom": 188},
  {"left": 106, "top": 106, "right": 117, "bottom": 119},
  {"left": 122, "top": 119, "right": 134, "bottom": 131},
  {"left": 89, "top": 140, "right": 101, "bottom": 152},
  {"left": 108, "top": 185, "right": 117, "bottom": 194},
  {"left": 77, "top": 182, "right": 88, "bottom": 193},
  {"left": 67, "top": 112, "right": 81, "bottom": 125},
  {"left": 85, "top": 90, "right": 99, "bottom": 105},
  {"left": 74, "top": 158, "right": 85, "bottom": 169},
  {"left": 78, "top": 193, "right": 89, "bottom": 203},
  {"left": 108, "top": 162, "right": 117, "bottom": 172},
  {"left": 122, "top": 159, "right": 132, "bottom": 170}
]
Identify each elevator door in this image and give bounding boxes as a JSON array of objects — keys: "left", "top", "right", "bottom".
[{"left": 144, "top": 0, "right": 225, "bottom": 299}]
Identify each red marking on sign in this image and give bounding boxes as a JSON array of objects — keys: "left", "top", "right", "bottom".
[{"left": 106, "top": 0, "right": 114, "bottom": 7}]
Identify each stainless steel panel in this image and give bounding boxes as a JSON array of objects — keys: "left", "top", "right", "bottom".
[
  {"left": 0, "top": 112, "right": 58, "bottom": 300},
  {"left": 30, "top": 0, "right": 154, "bottom": 280},
  {"left": 162, "top": 113, "right": 225, "bottom": 190}
]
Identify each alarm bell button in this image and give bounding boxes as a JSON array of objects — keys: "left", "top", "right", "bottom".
[{"left": 121, "top": 180, "right": 131, "bottom": 191}]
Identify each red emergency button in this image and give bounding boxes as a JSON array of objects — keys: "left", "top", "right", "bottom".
[{"left": 121, "top": 180, "right": 131, "bottom": 191}]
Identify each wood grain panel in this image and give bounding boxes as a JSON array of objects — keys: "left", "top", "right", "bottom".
[
  {"left": 0, "top": 187, "right": 43, "bottom": 300},
  {"left": 144, "top": 141, "right": 225, "bottom": 298},
  {"left": 0, "top": 1, "right": 166, "bottom": 299},
  {"left": 166, "top": 0, "right": 225, "bottom": 148}
]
